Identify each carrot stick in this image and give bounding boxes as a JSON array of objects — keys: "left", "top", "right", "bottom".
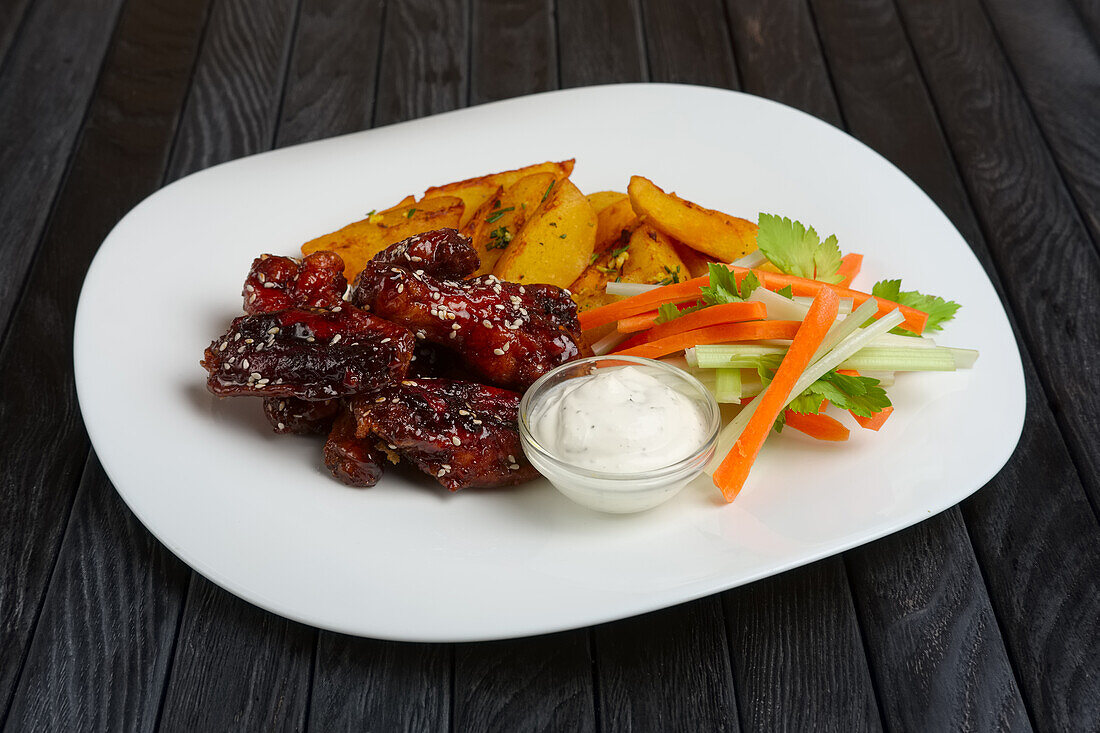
[
  {"left": 616, "top": 302, "right": 768, "bottom": 350},
  {"left": 612, "top": 320, "right": 802, "bottom": 360},
  {"left": 728, "top": 266, "right": 927, "bottom": 334},
  {"left": 783, "top": 410, "right": 850, "bottom": 441},
  {"left": 616, "top": 311, "right": 660, "bottom": 333},
  {"left": 579, "top": 280, "right": 704, "bottom": 330},
  {"left": 712, "top": 288, "right": 841, "bottom": 501},
  {"left": 836, "top": 253, "right": 863, "bottom": 288},
  {"left": 852, "top": 406, "right": 893, "bottom": 431}
]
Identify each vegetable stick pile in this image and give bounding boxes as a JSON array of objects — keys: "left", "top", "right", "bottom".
[{"left": 578, "top": 210, "right": 972, "bottom": 502}]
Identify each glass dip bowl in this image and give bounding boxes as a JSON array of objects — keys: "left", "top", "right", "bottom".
[{"left": 519, "top": 355, "right": 721, "bottom": 513}]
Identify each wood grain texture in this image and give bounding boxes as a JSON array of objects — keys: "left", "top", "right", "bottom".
[
  {"left": 167, "top": 0, "right": 300, "bottom": 180},
  {"left": 3, "top": 457, "right": 191, "bottom": 733},
  {"left": 723, "top": 0, "right": 839, "bottom": 124},
  {"left": 454, "top": 633, "right": 596, "bottom": 732},
  {"left": 470, "top": 0, "right": 556, "bottom": 104},
  {"left": 641, "top": 0, "right": 738, "bottom": 87},
  {"left": 814, "top": 0, "right": 1100, "bottom": 728},
  {"left": 724, "top": 561, "right": 881, "bottom": 732},
  {"left": 1069, "top": 0, "right": 1100, "bottom": 50},
  {"left": 0, "top": 0, "right": 32, "bottom": 72},
  {"left": 894, "top": 0, "right": 1100, "bottom": 516},
  {"left": 595, "top": 599, "right": 738, "bottom": 732},
  {"left": 556, "top": 0, "right": 646, "bottom": 87},
  {"left": 981, "top": 0, "right": 1100, "bottom": 249},
  {"left": 157, "top": 579, "right": 314, "bottom": 732},
  {"left": 0, "top": 0, "right": 207, "bottom": 722},
  {"left": 372, "top": 0, "right": 469, "bottom": 127},
  {"left": 309, "top": 635, "right": 450, "bottom": 732},
  {"left": 0, "top": 0, "right": 124, "bottom": 336},
  {"left": 846, "top": 515, "right": 1029, "bottom": 732},
  {"left": 276, "top": 0, "right": 385, "bottom": 147}
]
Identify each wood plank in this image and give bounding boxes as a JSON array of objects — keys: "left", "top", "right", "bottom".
[
  {"left": 470, "top": 0, "right": 556, "bottom": 104},
  {"left": 455, "top": 634, "right": 595, "bottom": 732},
  {"left": 157, "top": 579, "right": 315, "bottom": 732},
  {"left": 309, "top": 635, "right": 450, "bottom": 732},
  {"left": 981, "top": 0, "right": 1100, "bottom": 247},
  {"left": 371, "top": 0, "right": 468, "bottom": 127},
  {"left": 276, "top": 0, "right": 385, "bottom": 147},
  {"left": 722, "top": 0, "right": 838, "bottom": 122},
  {"left": 0, "top": 0, "right": 207, "bottom": 721},
  {"left": 724, "top": 561, "right": 881, "bottom": 732},
  {"left": 3, "top": 458, "right": 190, "bottom": 732},
  {"left": 0, "top": 0, "right": 125, "bottom": 337},
  {"left": 152, "top": 2, "right": 318, "bottom": 729},
  {"left": 595, "top": 599, "right": 738, "bottom": 732},
  {"left": 814, "top": 0, "right": 1100, "bottom": 727},
  {"left": 556, "top": 0, "right": 646, "bottom": 87},
  {"left": 166, "top": 0, "right": 300, "bottom": 181},
  {"left": 641, "top": 0, "right": 737, "bottom": 87},
  {"left": 0, "top": 0, "right": 32, "bottom": 71}
]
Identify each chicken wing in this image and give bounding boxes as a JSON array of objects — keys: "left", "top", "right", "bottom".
[
  {"left": 202, "top": 305, "right": 414, "bottom": 400},
  {"left": 243, "top": 251, "right": 348, "bottom": 314},
  {"left": 349, "top": 378, "right": 537, "bottom": 491}
]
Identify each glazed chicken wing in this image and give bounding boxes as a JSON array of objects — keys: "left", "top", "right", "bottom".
[
  {"left": 202, "top": 305, "right": 414, "bottom": 400},
  {"left": 243, "top": 251, "right": 348, "bottom": 314},
  {"left": 351, "top": 232, "right": 587, "bottom": 390},
  {"left": 322, "top": 409, "right": 395, "bottom": 487},
  {"left": 349, "top": 378, "right": 537, "bottom": 491},
  {"left": 262, "top": 396, "right": 341, "bottom": 434}
]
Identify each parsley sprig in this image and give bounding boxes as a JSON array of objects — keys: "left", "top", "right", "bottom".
[{"left": 755, "top": 213, "right": 843, "bottom": 283}]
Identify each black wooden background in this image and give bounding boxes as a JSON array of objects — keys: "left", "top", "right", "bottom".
[{"left": 1, "top": 0, "right": 1099, "bottom": 730}]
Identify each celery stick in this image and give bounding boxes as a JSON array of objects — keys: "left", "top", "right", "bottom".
[
  {"left": 714, "top": 368, "right": 742, "bottom": 403},
  {"left": 731, "top": 250, "right": 768, "bottom": 268},
  {"left": 812, "top": 298, "right": 879, "bottom": 363},
  {"left": 748, "top": 288, "right": 808, "bottom": 321},
  {"left": 838, "top": 347, "right": 956, "bottom": 372},
  {"left": 947, "top": 347, "right": 979, "bottom": 368},
  {"left": 705, "top": 309, "right": 906, "bottom": 475},
  {"left": 591, "top": 329, "right": 628, "bottom": 356},
  {"left": 794, "top": 295, "right": 854, "bottom": 314}
]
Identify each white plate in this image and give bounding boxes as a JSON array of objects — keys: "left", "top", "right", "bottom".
[{"left": 75, "top": 84, "right": 1025, "bottom": 642}]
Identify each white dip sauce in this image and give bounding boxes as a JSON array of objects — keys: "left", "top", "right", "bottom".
[{"left": 529, "top": 365, "right": 709, "bottom": 473}]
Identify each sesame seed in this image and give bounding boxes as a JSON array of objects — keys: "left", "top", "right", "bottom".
[
  {"left": 396, "top": 284, "right": 404, "bottom": 293},
  {"left": 482, "top": 319, "right": 492, "bottom": 328},
  {"left": 277, "top": 422, "right": 285, "bottom": 429},
  {"left": 329, "top": 334, "right": 342, "bottom": 345},
  {"left": 493, "top": 348, "right": 504, "bottom": 356},
  {"left": 451, "top": 323, "right": 461, "bottom": 331},
  {"left": 263, "top": 281, "right": 276, "bottom": 288},
  {"left": 380, "top": 337, "right": 390, "bottom": 343},
  {"left": 449, "top": 332, "right": 457, "bottom": 339},
  {"left": 250, "top": 372, "right": 262, "bottom": 380},
  {"left": 234, "top": 333, "right": 241, "bottom": 341},
  {"left": 241, "top": 359, "right": 249, "bottom": 369},
  {"left": 331, "top": 306, "right": 342, "bottom": 312},
  {"left": 306, "top": 336, "right": 315, "bottom": 342},
  {"left": 218, "top": 341, "right": 227, "bottom": 351},
  {"left": 509, "top": 464, "right": 520, "bottom": 470},
  {"left": 507, "top": 455, "right": 515, "bottom": 463},
  {"left": 244, "top": 338, "right": 254, "bottom": 344},
  {"left": 267, "top": 327, "right": 280, "bottom": 335},
  {"left": 458, "top": 410, "right": 469, "bottom": 416},
  {"left": 451, "top": 436, "right": 461, "bottom": 446},
  {"left": 258, "top": 273, "right": 266, "bottom": 283},
  {"left": 257, "top": 378, "right": 269, "bottom": 386}
]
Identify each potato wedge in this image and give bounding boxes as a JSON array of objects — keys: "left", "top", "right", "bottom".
[
  {"left": 302, "top": 196, "right": 463, "bottom": 281},
  {"left": 594, "top": 196, "right": 639, "bottom": 254},
  {"left": 423, "top": 160, "right": 575, "bottom": 227},
  {"left": 493, "top": 178, "right": 596, "bottom": 287},
  {"left": 621, "top": 225, "right": 689, "bottom": 284},
  {"left": 586, "top": 190, "right": 627, "bottom": 214},
  {"left": 569, "top": 223, "right": 688, "bottom": 314},
  {"left": 672, "top": 240, "right": 714, "bottom": 279},
  {"left": 423, "top": 183, "right": 498, "bottom": 229},
  {"left": 628, "top": 175, "right": 758, "bottom": 262},
  {"left": 465, "top": 172, "right": 556, "bottom": 276}
]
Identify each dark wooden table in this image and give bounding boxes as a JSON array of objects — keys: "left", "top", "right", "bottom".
[{"left": 2, "top": 0, "right": 1099, "bottom": 730}]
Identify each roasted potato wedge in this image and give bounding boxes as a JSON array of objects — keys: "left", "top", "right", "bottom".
[
  {"left": 464, "top": 172, "right": 556, "bottom": 276},
  {"left": 569, "top": 223, "right": 689, "bottom": 313},
  {"left": 628, "top": 175, "right": 757, "bottom": 262},
  {"left": 302, "top": 196, "right": 463, "bottom": 281},
  {"left": 621, "top": 225, "right": 689, "bottom": 284},
  {"left": 493, "top": 178, "right": 596, "bottom": 287},
  {"left": 672, "top": 240, "right": 714, "bottom": 279},
  {"left": 423, "top": 183, "right": 498, "bottom": 229},
  {"left": 423, "top": 160, "right": 575, "bottom": 227},
  {"left": 594, "top": 196, "right": 639, "bottom": 254},
  {"left": 585, "top": 190, "right": 627, "bottom": 214}
]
